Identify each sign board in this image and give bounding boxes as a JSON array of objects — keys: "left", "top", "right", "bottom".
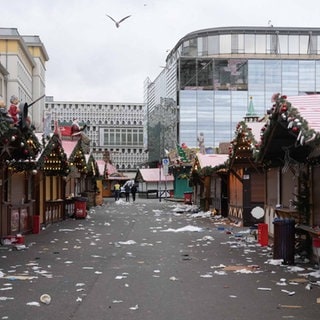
[{"left": 162, "top": 158, "right": 169, "bottom": 176}]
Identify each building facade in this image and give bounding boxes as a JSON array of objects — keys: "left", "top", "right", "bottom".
[
  {"left": 0, "top": 28, "right": 48, "bottom": 131},
  {"left": 145, "top": 26, "right": 320, "bottom": 162},
  {"left": 44, "top": 98, "right": 148, "bottom": 172}
]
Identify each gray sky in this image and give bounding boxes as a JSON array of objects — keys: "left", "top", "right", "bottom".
[{"left": 1, "top": 0, "right": 320, "bottom": 103}]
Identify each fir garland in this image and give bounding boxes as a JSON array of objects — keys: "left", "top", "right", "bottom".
[{"left": 255, "top": 93, "right": 320, "bottom": 162}]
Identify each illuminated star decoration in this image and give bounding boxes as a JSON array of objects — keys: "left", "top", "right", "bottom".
[{"left": 105, "top": 14, "right": 131, "bottom": 28}]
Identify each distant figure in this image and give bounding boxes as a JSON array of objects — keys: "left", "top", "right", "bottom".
[
  {"left": 197, "top": 132, "right": 206, "bottom": 154},
  {"left": 131, "top": 184, "right": 137, "bottom": 202},
  {"left": 114, "top": 182, "right": 121, "bottom": 201},
  {"left": 125, "top": 184, "right": 130, "bottom": 202}
]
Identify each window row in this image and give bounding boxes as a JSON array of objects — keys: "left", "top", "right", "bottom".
[
  {"left": 180, "top": 33, "right": 320, "bottom": 56},
  {"left": 103, "top": 128, "right": 144, "bottom": 146},
  {"left": 46, "top": 104, "right": 143, "bottom": 111},
  {"left": 179, "top": 59, "right": 320, "bottom": 94}
]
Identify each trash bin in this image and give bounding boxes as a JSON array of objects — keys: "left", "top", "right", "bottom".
[
  {"left": 258, "top": 223, "right": 268, "bottom": 246},
  {"left": 184, "top": 192, "right": 192, "bottom": 204},
  {"left": 313, "top": 237, "right": 320, "bottom": 267},
  {"left": 74, "top": 197, "right": 87, "bottom": 218},
  {"left": 32, "top": 215, "right": 40, "bottom": 234},
  {"left": 273, "top": 218, "right": 295, "bottom": 265}
]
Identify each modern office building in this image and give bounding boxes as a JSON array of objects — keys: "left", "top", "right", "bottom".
[
  {"left": 0, "top": 27, "right": 49, "bottom": 131},
  {"left": 145, "top": 26, "right": 320, "bottom": 163},
  {"left": 44, "top": 98, "right": 148, "bottom": 172}
]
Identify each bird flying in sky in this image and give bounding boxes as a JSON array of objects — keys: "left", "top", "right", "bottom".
[{"left": 106, "top": 14, "right": 131, "bottom": 28}]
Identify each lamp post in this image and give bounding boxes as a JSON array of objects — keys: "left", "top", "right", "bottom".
[{"left": 159, "top": 160, "right": 162, "bottom": 202}]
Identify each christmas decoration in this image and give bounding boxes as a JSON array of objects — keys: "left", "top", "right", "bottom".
[
  {"left": 1, "top": 111, "right": 41, "bottom": 171},
  {"left": 229, "top": 121, "right": 257, "bottom": 162},
  {"left": 256, "top": 93, "right": 320, "bottom": 163},
  {"left": 37, "top": 134, "right": 69, "bottom": 176}
]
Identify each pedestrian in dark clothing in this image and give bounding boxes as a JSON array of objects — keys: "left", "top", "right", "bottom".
[
  {"left": 125, "top": 185, "right": 130, "bottom": 202},
  {"left": 131, "top": 184, "right": 137, "bottom": 202}
]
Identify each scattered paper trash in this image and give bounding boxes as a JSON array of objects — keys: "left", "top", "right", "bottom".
[
  {"left": 0, "top": 297, "right": 14, "bottom": 301},
  {"left": 214, "top": 270, "right": 227, "bottom": 275},
  {"left": 118, "top": 240, "right": 136, "bottom": 245},
  {"left": 26, "top": 301, "right": 40, "bottom": 307},
  {"left": 200, "top": 273, "right": 213, "bottom": 278},
  {"left": 40, "top": 294, "right": 51, "bottom": 304},
  {"left": 129, "top": 304, "right": 139, "bottom": 310},
  {"left": 276, "top": 278, "right": 287, "bottom": 286},
  {"left": 161, "top": 225, "right": 203, "bottom": 233},
  {"left": 281, "top": 289, "right": 295, "bottom": 296},
  {"left": 277, "top": 304, "right": 302, "bottom": 309}
]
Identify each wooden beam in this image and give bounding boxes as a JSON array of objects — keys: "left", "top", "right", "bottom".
[{"left": 229, "top": 168, "right": 243, "bottom": 183}]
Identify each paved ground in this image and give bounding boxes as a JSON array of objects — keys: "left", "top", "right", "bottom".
[{"left": 0, "top": 197, "right": 320, "bottom": 319}]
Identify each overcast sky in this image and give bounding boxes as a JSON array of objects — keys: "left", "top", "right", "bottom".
[{"left": 1, "top": 0, "right": 320, "bottom": 103}]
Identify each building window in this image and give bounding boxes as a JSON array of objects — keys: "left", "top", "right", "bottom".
[
  {"left": 244, "top": 34, "right": 255, "bottom": 54},
  {"left": 308, "top": 35, "right": 318, "bottom": 54},
  {"left": 220, "top": 34, "right": 231, "bottom": 54},
  {"left": 279, "top": 35, "right": 289, "bottom": 54},
  {"left": 213, "top": 59, "right": 248, "bottom": 91},
  {"left": 300, "top": 35, "right": 309, "bottom": 54},
  {"left": 208, "top": 35, "right": 219, "bottom": 55},
  {"left": 256, "top": 35, "right": 266, "bottom": 54}
]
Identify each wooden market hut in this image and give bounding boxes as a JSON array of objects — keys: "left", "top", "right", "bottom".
[
  {"left": 228, "top": 100, "right": 266, "bottom": 226},
  {"left": 84, "top": 153, "right": 100, "bottom": 207},
  {"left": 190, "top": 153, "right": 229, "bottom": 212},
  {"left": 0, "top": 113, "right": 41, "bottom": 237},
  {"left": 101, "top": 162, "right": 129, "bottom": 197},
  {"left": 135, "top": 168, "right": 174, "bottom": 198},
  {"left": 257, "top": 94, "right": 320, "bottom": 239},
  {"left": 167, "top": 144, "right": 194, "bottom": 199},
  {"left": 62, "top": 138, "right": 88, "bottom": 200},
  {"left": 35, "top": 133, "right": 70, "bottom": 227}
]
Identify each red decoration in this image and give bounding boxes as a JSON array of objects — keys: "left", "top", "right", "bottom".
[{"left": 281, "top": 105, "right": 287, "bottom": 112}]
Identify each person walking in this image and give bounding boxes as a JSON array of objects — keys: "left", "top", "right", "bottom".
[
  {"left": 124, "top": 184, "right": 130, "bottom": 202},
  {"left": 114, "top": 182, "right": 121, "bottom": 201},
  {"left": 131, "top": 184, "right": 137, "bottom": 202}
]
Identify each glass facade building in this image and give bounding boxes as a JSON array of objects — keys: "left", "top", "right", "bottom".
[{"left": 145, "top": 26, "right": 320, "bottom": 162}]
